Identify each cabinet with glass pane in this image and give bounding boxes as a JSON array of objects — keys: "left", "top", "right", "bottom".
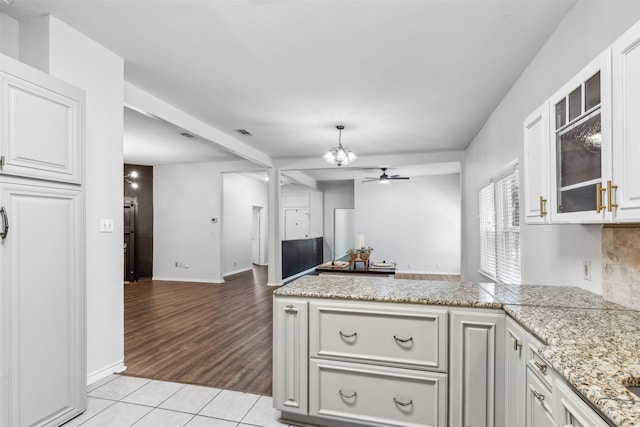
[{"left": 549, "top": 51, "right": 612, "bottom": 223}]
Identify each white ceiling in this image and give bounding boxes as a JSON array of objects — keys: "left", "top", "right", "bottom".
[{"left": 3, "top": 0, "right": 576, "bottom": 180}]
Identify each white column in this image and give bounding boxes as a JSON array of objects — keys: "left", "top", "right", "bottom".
[{"left": 267, "top": 167, "right": 283, "bottom": 286}]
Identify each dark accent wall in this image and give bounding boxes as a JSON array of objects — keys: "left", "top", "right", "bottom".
[
  {"left": 282, "top": 237, "right": 323, "bottom": 278},
  {"left": 124, "top": 164, "right": 153, "bottom": 280}
]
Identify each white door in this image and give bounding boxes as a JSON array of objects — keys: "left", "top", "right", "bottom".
[
  {"left": 252, "top": 206, "right": 262, "bottom": 265},
  {"left": 0, "top": 180, "right": 85, "bottom": 427},
  {"left": 284, "top": 208, "right": 309, "bottom": 240}
]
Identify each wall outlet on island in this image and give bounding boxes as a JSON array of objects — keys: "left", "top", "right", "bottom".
[{"left": 583, "top": 260, "right": 591, "bottom": 281}]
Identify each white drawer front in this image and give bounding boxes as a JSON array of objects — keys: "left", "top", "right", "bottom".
[
  {"left": 527, "top": 334, "right": 552, "bottom": 389},
  {"left": 310, "top": 301, "right": 448, "bottom": 371},
  {"left": 310, "top": 359, "right": 447, "bottom": 427}
]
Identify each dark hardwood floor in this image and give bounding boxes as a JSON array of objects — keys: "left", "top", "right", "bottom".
[{"left": 124, "top": 266, "right": 277, "bottom": 396}]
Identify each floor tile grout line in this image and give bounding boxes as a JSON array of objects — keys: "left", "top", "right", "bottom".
[{"left": 239, "top": 394, "right": 263, "bottom": 424}]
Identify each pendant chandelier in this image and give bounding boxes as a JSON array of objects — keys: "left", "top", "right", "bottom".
[{"left": 323, "top": 125, "right": 356, "bottom": 167}]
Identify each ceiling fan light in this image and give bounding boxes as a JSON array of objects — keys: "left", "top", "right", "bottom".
[{"left": 380, "top": 176, "right": 390, "bottom": 183}]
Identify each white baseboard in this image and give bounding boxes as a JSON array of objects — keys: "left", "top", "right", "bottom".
[
  {"left": 87, "top": 360, "right": 126, "bottom": 386},
  {"left": 223, "top": 266, "right": 253, "bottom": 277},
  {"left": 151, "top": 276, "right": 225, "bottom": 284}
]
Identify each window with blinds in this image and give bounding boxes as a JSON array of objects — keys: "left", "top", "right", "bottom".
[{"left": 479, "top": 164, "right": 521, "bottom": 284}]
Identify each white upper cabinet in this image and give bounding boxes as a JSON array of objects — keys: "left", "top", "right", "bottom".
[
  {"left": 524, "top": 19, "right": 640, "bottom": 224},
  {"left": 0, "top": 54, "right": 83, "bottom": 184},
  {"left": 548, "top": 51, "right": 612, "bottom": 223},
  {"left": 611, "top": 20, "right": 640, "bottom": 222},
  {"left": 523, "top": 102, "right": 551, "bottom": 224}
]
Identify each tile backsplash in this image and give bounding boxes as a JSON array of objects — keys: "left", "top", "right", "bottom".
[{"left": 602, "top": 226, "right": 640, "bottom": 310}]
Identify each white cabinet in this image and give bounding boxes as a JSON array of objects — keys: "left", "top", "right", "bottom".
[
  {"left": 523, "top": 102, "right": 551, "bottom": 224},
  {"left": 0, "top": 53, "right": 85, "bottom": 427},
  {"left": 0, "top": 55, "right": 83, "bottom": 184},
  {"left": 272, "top": 298, "right": 308, "bottom": 415},
  {"left": 309, "top": 300, "right": 448, "bottom": 371},
  {"left": 0, "top": 179, "right": 84, "bottom": 427},
  {"left": 548, "top": 51, "right": 612, "bottom": 223},
  {"left": 449, "top": 309, "right": 505, "bottom": 427},
  {"left": 611, "top": 19, "right": 640, "bottom": 222},
  {"left": 309, "top": 359, "right": 447, "bottom": 427},
  {"left": 505, "top": 317, "right": 527, "bottom": 427},
  {"left": 525, "top": 368, "right": 556, "bottom": 427},
  {"left": 553, "top": 380, "right": 610, "bottom": 427}
]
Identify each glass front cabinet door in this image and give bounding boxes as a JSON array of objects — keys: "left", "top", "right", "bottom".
[{"left": 549, "top": 51, "right": 613, "bottom": 223}]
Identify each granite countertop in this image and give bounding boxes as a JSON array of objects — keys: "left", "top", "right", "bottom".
[{"left": 275, "top": 275, "right": 640, "bottom": 427}]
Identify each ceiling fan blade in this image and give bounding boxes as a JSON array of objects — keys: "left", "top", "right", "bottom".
[
  {"left": 389, "top": 175, "right": 401, "bottom": 178},
  {"left": 390, "top": 177, "right": 410, "bottom": 180},
  {"left": 361, "top": 179, "right": 379, "bottom": 183},
  {"left": 364, "top": 177, "right": 379, "bottom": 180}
]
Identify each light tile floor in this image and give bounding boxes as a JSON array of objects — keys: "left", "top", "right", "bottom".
[{"left": 63, "top": 375, "right": 295, "bottom": 427}]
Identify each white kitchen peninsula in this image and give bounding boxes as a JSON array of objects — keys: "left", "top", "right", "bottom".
[{"left": 273, "top": 276, "right": 640, "bottom": 427}]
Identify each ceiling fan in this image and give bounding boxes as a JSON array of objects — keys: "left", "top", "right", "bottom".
[{"left": 362, "top": 168, "right": 410, "bottom": 184}]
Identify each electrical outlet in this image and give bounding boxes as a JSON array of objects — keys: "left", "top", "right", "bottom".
[
  {"left": 583, "top": 260, "right": 591, "bottom": 281},
  {"left": 99, "top": 219, "right": 114, "bottom": 233}
]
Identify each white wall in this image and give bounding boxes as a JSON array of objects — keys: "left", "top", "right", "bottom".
[
  {"left": 462, "top": 2, "right": 640, "bottom": 292},
  {"left": 222, "top": 173, "right": 268, "bottom": 275},
  {"left": 355, "top": 174, "right": 461, "bottom": 274},
  {"left": 319, "top": 181, "right": 354, "bottom": 262},
  {"left": 0, "top": 13, "right": 19, "bottom": 58},
  {"left": 46, "top": 17, "right": 126, "bottom": 383},
  {"left": 154, "top": 162, "right": 224, "bottom": 282}
]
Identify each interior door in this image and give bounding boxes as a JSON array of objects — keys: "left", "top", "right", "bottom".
[
  {"left": 252, "top": 206, "right": 262, "bottom": 265},
  {"left": 124, "top": 197, "right": 137, "bottom": 282},
  {"left": 284, "top": 208, "right": 309, "bottom": 240}
]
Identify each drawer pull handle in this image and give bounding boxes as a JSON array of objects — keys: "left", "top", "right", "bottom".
[
  {"left": 532, "top": 390, "right": 545, "bottom": 401},
  {"left": 393, "top": 397, "right": 413, "bottom": 407},
  {"left": 393, "top": 335, "right": 413, "bottom": 344},
  {"left": 339, "top": 390, "right": 357, "bottom": 399},
  {"left": 339, "top": 331, "right": 357, "bottom": 339},
  {"left": 534, "top": 361, "right": 547, "bottom": 373}
]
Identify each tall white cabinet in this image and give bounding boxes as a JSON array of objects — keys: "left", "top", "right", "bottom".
[{"left": 0, "top": 54, "right": 86, "bottom": 427}]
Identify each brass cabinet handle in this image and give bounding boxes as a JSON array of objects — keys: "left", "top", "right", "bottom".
[
  {"left": 534, "top": 361, "right": 547, "bottom": 373},
  {"left": 532, "top": 389, "right": 545, "bottom": 401},
  {"left": 393, "top": 335, "right": 413, "bottom": 344},
  {"left": 607, "top": 180, "right": 618, "bottom": 212},
  {"left": 0, "top": 206, "right": 8, "bottom": 240},
  {"left": 393, "top": 397, "right": 413, "bottom": 407},
  {"left": 596, "top": 183, "right": 606, "bottom": 213},
  {"left": 513, "top": 339, "right": 522, "bottom": 351},
  {"left": 539, "top": 196, "right": 547, "bottom": 218},
  {"left": 339, "top": 390, "right": 357, "bottom": 399},
  {"left": 339, "top": 331, "right": 357, "bottom": 339}
]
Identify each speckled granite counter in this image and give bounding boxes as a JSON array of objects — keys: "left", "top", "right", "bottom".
[{"left": 275, "top": 276, "right": 640, "bottom": 427}]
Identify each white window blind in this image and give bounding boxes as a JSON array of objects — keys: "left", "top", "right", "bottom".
[
  {"left": 479, "top": 164, "right": 521, "bottom": 284},
  {"left": 479, "top": 183, "right": 496, "bottom": 278}
]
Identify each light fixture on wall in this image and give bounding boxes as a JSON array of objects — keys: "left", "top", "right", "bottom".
[
  {"left": 323, "top": 125, "right": 356, "bottom": 167},
  {"left": 124, "top": 171, "right": 139, "bottom": 189}
]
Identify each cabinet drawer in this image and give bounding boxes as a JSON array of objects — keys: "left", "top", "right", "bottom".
[
  {"left": 310, "top": 359, "right": 447, "bottom": 427},
  {"left": 309, "top": 301, "right": 448, "bottom": 371},
  {"left": 526, "top": 368, "right": 555, "bottom": 427},
  {"left": 526, "top": 334, "right": 552, "bottom": 389}
]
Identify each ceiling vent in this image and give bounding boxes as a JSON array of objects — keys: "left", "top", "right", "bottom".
[
  {"left": 180, "top": 132, "right": 195, "bottom": 138},
  {"left": 235, "top": 129, "right": 253, "bottom": 136}
]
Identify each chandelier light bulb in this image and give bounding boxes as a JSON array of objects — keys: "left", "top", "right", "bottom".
[{"left": 324, "top": 125, "right": 356, "bottom": 167}]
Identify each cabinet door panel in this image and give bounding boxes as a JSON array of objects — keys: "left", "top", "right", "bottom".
[
  {"left": 450, "top": 310, "right": 505, "bottom": 427},
  {"left": 0, "top": 181, "right": 85, "bottom": 427},
  {"left": 0, "top": 55, "right": 83, "bottom": 184},
  {"left": 612, "top": 20, "right": 640, "bottom": 222},
  {"left": 505, "top": 317, "right": 527, "bottom": 427},
  {"left": 525, "top": 369, "right": 555, "bottom": 427},
  {"left": 273, "top": 298, "right": 308, "bottom": 415},
  {"left": 523, "top": 102, "right": 550, "bottom": 223}
]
